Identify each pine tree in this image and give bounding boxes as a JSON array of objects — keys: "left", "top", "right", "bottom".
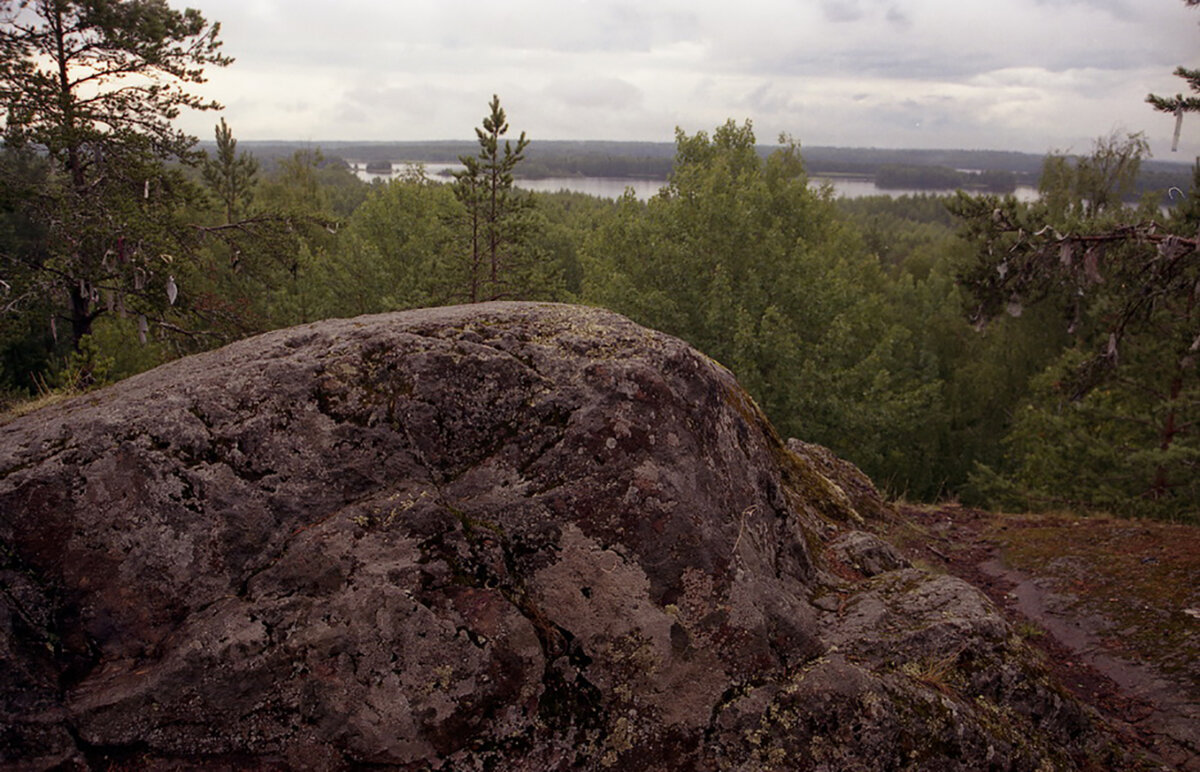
[
  {"left": 202, "top": 118, "right": 258, "bottom": 225},
  {"left": 953, "top": 134, "right": 1200, "bottom": 518},
  {"left": 1146, "top": 0, "right": 1200, "bottom": 151},
  {"left": 0, "top": 0, "right": 230, "bottom": 351},
  {"left": 451, "top": 95, "right": 546, "bottom": 302}
]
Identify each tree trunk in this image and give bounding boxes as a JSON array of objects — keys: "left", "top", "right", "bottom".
[
  {"left": 1149, "top": 369, "right": 1184, "bottom": 498},
  {"left": 69, "top": 282, "right": 94, "bottom": 351}
]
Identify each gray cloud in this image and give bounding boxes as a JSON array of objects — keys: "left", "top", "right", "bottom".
[
  {"left": 174, "top": 0, "right": 1200, "bottom": 157},
  {"left": 821, "top": 0, "right": 914, "bottom": 26},
  {"left": 544, "top": 77, "right": 644, "bottom": 110},
  {"left": 885, "top": 5, "right": 912, "bottom": 27},
  {"left": 427, "top": 1, "right": 701, "bottom": 54},
  {"left": 743, "top": 82, "right": 799, "bottom": 114},
  {"left": 1032, "top": 0, "right": 1137, "bottom": 21},
  {"left": 755, "top": 48, "right": 995, "bottom": 82},
  {"left": 822, "top": 0, "right": 865, "bottom": 23}
]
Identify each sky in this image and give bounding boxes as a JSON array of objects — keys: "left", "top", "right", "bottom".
[{"left": 174, "top": 0, "right": 1200, "bottom": 159}]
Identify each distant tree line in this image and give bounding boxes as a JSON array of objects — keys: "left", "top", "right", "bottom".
[
  {"left": 875, "top": 165, "right": 1017, "bottom": 193},
  {"left": 517, "top": 154, "right": 673, "bottom": 180},
  {"left": 215, "top": 139, "right": 1192, "bottom": 201}
]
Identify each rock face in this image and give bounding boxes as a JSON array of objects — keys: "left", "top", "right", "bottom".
[{"left": 0, "top": 303, "right": 1122, "bottom": 769}]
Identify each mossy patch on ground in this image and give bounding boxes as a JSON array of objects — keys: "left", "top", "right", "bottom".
[
  {"left": 985, "top": 512, "right": 1200, "bottom": 682},
  {"left": 886, "top": 503, "right": 1199, "bottom": 769}
]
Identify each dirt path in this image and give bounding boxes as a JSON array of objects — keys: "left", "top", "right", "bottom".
[{"left": 890, "top": 505, "right": 1200, "bottom": 771}]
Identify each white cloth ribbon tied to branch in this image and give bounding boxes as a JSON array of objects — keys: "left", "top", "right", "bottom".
[{"left": 1173, "top": 104, "right": 1184, "bottom": 152}]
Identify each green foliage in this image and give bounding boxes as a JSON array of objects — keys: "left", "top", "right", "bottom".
[
  {"left": 518, "top": 152, "right": 673, "bottom": 180},
  {"left": 0, "top": 0, "right": 230, "bottom": 384},
  {"left": 529, "top": 190, "right": 615, "bottom": 298},
  {"left": 585, "top": 121, "right": 827, "bottom": 356},
  {"left": 582, "top": 121, "right": 955, "bottom": 495},
  {"left": 319, "top": 168, "right": 459, "bottom": 315},
  {"left": 0, "top": 308, "right": 55, "bottom": 395},
  {"left": 1147, "top": 67, "right": 1200, "bottom": 117},
  {"left": 83, "top": 314, "right": 170, "bottom": 381},
  {"left": 1, "top": 0, "right": 229, "bottom": 159},
  {"left": 1039, "top": 132, "right": 1150, "bottom": 219},
  {"left": 201, "top": 118, "right": 258, "bottom": 224},
  {"left": 1167, "top": 160, "right": 1200, "bottom": 229},
  {"left": 450, "top": 95, "right": 558, "bottom": 302},
  {"left": 316, "top": 159, "right": 371, "bottom": 218},
  {"left": 836, "top": 194, "right": 964, "bottom": 278},
  {"left": 210, "top": 148, "right": 353, "bottom": 328},
  {"left": 955, "top": 133, "right": 1200, "bottom": 520},
  {"left": 836, "top": 193, "right": 960, "bottom": 227},
  {"left": 875, "top": 164, "right": 1015, "bottom": 193},
  {"left": 0, "top": 146, "right": 56, "bottom": 392},
  {"left": 970, "top": 338, "right": 1200, "bottom": 522}
]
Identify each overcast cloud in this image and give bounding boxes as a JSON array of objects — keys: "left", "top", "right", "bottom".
[{"left": 176, "top": 0, "right": 1200, "bottom": 158}]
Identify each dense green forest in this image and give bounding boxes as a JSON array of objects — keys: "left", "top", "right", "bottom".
[{"left": 2, "top": 2, "right": 1198, "bottom": 523}]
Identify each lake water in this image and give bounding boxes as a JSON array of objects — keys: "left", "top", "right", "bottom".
[{"left": 351, "top": 162, "right": 1039, "bottom": 203}]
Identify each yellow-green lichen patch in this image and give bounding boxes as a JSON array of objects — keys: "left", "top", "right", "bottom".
[{"left": 774, "top": 443, "right": 863, "bottom": 526}]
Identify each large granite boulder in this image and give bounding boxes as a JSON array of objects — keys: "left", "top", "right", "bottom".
[{"left": 0, "top": 303, "right": 1125, "bottom": 769}]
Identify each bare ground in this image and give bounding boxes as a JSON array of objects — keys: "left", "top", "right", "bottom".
[{"left": 887, "top": 504, "right": 1200, "bottom": 771}]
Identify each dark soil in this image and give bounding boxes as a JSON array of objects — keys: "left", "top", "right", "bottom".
[{"left": 889, "top": 504, "right": 1200, "bottom": 771}]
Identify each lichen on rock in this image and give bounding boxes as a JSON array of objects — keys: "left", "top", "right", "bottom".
[{"left": 0, "top": 302, "right": 1134, "bottom": 769}]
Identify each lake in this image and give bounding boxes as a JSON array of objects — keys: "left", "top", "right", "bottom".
[{"left": 350, "top": 162, "right": 1040, "bottom": 203}]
